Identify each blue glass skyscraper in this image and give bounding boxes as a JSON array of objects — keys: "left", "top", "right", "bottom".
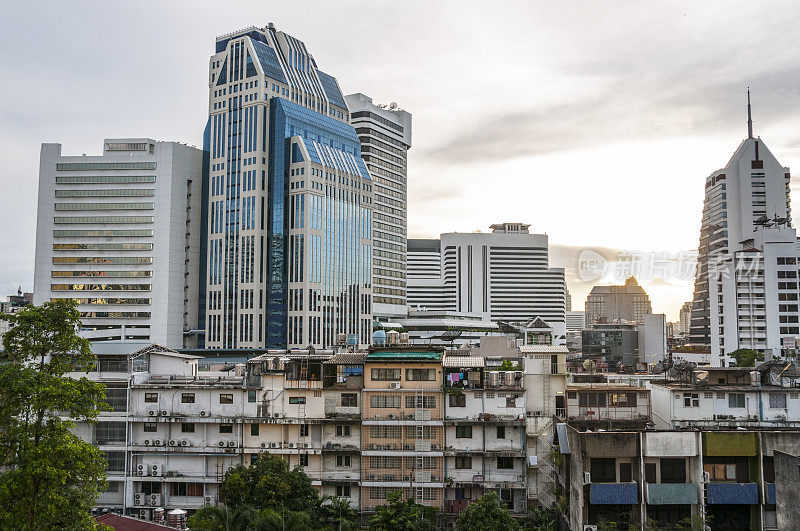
[{"left": 205, "top": 23, "right": 373, "bottom": 349}]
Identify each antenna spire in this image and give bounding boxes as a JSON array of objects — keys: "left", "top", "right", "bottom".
[{"left": 747, "top": 88, "right": 753, "bottom": 139}]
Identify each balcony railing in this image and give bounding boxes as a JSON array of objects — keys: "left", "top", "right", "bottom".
[
  {"left": 706, "top": 482, "right": 759, "bottom": 505},
  {"left": 646, "top": 483, "right": 698, "bottom": 505},
  {"left": 589, "top": 482, "right": 638, "bottom": 505}
]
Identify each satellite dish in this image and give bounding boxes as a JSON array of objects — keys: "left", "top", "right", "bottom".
[{"left": 583, "top": 359, "right": 596, "bottom": 372}]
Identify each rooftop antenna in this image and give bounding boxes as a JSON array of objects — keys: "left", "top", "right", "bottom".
[{"left": 747, "top": 88, "right": 753, "bottom": 139}]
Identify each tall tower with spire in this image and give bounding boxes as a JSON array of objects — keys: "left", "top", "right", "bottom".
[{"left": 688, "top": 92, "right": 798, "bottom": 363}]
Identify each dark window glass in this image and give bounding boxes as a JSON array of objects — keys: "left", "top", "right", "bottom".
[{"left": 661, "top": 458, "right": 686, "bottom": 483}]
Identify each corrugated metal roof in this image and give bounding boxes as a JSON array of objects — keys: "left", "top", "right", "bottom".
[
  {"left": 323, "top": 353, "right": 367, "bottom": 365},
  {"left": 442, "top": 356, "right": 485, "bottom": 368},
  {"left": 365, "top": 351, "right": 443, "bottom": 361},
  {"left": 519, "top": 345, "right": 569, "bottom": 354},
  {"left": 90, "top": 342, "right": 153, "bottom": 355},
  {"left": 556, "top": 423, "right": 571, "bottom": 455}
]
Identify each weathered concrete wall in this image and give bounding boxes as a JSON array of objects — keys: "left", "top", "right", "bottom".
[
  {"left": 774, "top": 450, "right": 800, "bottom": 530},
  {"left": 703, "top": 431, "right": 758, "bottom": 456},
  {"left": 761, "top": 431, "right": 800, "bottom": 456},
  {"left": 583, "top": 431, "right": 638, "bottom": 457},
  {"left": 643, "top": 431, "right": 698, "bottom": 457}
]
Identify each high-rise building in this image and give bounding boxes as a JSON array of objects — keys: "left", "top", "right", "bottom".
[
  {"left": 689, "top": 92, "right": 800, "bottom": 363},
  {"left": 585, "top": 276, "right": 652, "bottom": 325},
  {"left": 407, "top": 223, "right": 567, "bottom": 343},
  {"left": 345, "top": 94, "right": 412, "bottom": 321},
  {"left": 678, "top": 301, "right": 692, "bottom": 336},
  {"left": 205, "top": 24, "right": 373, "bottom": 350},
  {"left": 33, "top": 139, "right": 205, "bottom": 347}
]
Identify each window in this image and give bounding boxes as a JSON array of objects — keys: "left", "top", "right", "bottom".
[
  {"left": 218, "top": 424, "right": 232, "bottom": 434},
  {"left": 497, "top": 426, "right": 506, "bottom": 439},
  {"left": 341, "top": 393, "right": 357, "bottom": 407},
  {"left": 497, "top": 457, "right": 514, "bottom": 469},
  {"left": 140, "top": 481, "right": 161, "bottom": 495},
  {"left": 144, "top": 393, "right": 158, "bottom": 403},
  {"left": 619, "top": 462, "right": 632, "bottom": 482},
  {"left": 248, "top": 390, "right": 257, "bottom": 402},
  {"left": 505, "top": 394, "right": 519, "bottom": 408},
  {"left": 645, "top": 462, "right": 657, "bottom": 484},
  {"left": 143, "top": 422, "right": 157, "bottom": 433},
  {"left": 456, "top": 426, "right": 473, "bottom": 438},
  {"left": 171, "top": 482, "right": 204, "bottom": 497},
  {"left": 181, "top": 423, "right": 195, "bottom": 433},
  {"left": 94, "top": 422, "right": 126, "bottom": 445},
  {"left": 591, "top": 458, "right": 617, "bottom": 483},
  {"left": 299, "top": 454, "right": 309, "bottom": 467},
  {"left": 683, "top": 393, "right": 699, "bottom": 407},
  {"left": 103, "top": 451, "right": 125, "bottom": 472},
  {"left": 299, "top": 424, "right": 309, "bottom": 437},
  {"left": 336, "top": 485, "right": 351, "bottom": 497},
  {"left": 371, "top": 368, "right": 401, "bottom": 381},
  {"left": 251, "top": 424, "right": 260, "bottom": 436},
  {"left": 448, "top": 393, "right": 466, "bottom": 407},
  {"left": 579, "top": 392, "right": 606, "bottom": 407},
  {"left": 289, "top": 396, "right": 306, "bottom": 404},
  {"left": 336, "top": 455, "right": 351, "bottom": 467},
  {"left": 405, "top": 396, "right": 436, "bottom": 409},
  {"left": 220, "top": 393, "right": 233, "bottom": 404},
  {"left": 609, "top": 392, "right": 637, "bottom": 406},
  {"left": 103, "top": 481, "right": 121, "bottom": 493},
  {"left": 769, "top": 393, "right": 787, "bottom": 409},
  {"left": 370, "top": 395, "right": 400, "bottom": 408},
  {"left": 660, "top": 458, "right": 686, "bottom": 483},
  {"left": 336, "top": 425, "right": 351, "bottom": 437},
  {"left": 703, "top": 463, "right": 739, "bottom": 481},
  {"left": 181, "top": 393, "right": 195, "bottom": 404},
  {"left": 728, "top": 393, "right": 746, "bottom": 408},
  {"left": 455, "top": 456, "right": 472, "bottom": 469},
  {"left": 405, "top": 368, "right": 435, "bottom": 381}
]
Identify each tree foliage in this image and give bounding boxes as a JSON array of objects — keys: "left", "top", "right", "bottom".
[
  {"left": 454, "top": 492, "right": 519, "bottom": 531},
  {"left": 519, "top": 504, "right": 558, "bottom": 530},
  {"left": 368, "top": 490, "right": 438, "bottom": 530},
  {"left": 219, "top": 454, "right": 320, "bottom": 513},
  {"left": 730, "top": 348, "right": 764, "bottom": 368},
  {"left": 0, "top": 300, "right": 109, "bottom": 530}
]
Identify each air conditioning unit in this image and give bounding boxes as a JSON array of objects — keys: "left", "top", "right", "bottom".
[
  {"left": 261, "top": 442, "right": 268, "bottom": 449},
  {"left": 151, "top": 464, "right": 162, "bottom": 477},
  {"left": 385, "top": 443, "right": 394, "bottom": 450},
  {"left": 584, "top": 471, "right": 591, "bottom": 484},
  {"left": 134, "top": 493, "right": 145, "bottom": 506},
  {"left": 303, "top": 443, "right": 309, "bottom": 449},
  {"left": 138, "top": 509, "right": 148, "bottom": 520},
  {"left": 149, "top": 493, "right": 162, "bottom": 506},
  {"left": 269, "top": 442, "right": 277, "bottom": 448},
  {"left": 169, "top": 439, "right": 177, "bottom": 447},
  {"left": 288, "top": 443, "right": 295, "bottom": 448},
  {"left": 160, "top": 410, "right": 169, "bottom": 416},
  {"left": 153, "top": 439, "right": 164, "bottom": 446},
  {"left": 204, "top": 495, "right": 216, "bottom": 505},
  {"left": 403, "top": 475, "right": 410, "bottom": 481},
  {"left": 148, "top": 410, "right": 157, "bottom": 417},
  {"left": 200, "top": 411, "right": 208, "bottom": 417},
  {"left": 228, "top": 441, "right": 236, "bottom": 448},
  {"left": 180, "top": 440, "right": 189, "bottom": 447},
  {"left": 218, "top": 441, "right": 226, "bottom": 447},
  {"left": 703, "top": 471, "right": 710, "bottom": 483},
  {"left": 390, "top": 382, "right": 402, "bottom": 389},
  {"left": 584, "top": 526, "right": 599, "bottom": 531},
  {"left": 143, "top": 439, "right": 151, "bottom": 446}
]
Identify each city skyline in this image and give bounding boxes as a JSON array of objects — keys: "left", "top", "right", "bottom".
[{"left": 5, "top": 2, "right": 800, "bottom": 320}]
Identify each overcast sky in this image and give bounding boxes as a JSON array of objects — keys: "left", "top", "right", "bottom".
[{"left": 3, "top": 1, "right": 800, "bottom": 320}]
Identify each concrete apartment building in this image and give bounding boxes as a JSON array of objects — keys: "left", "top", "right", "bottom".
[
  {"left": 345, "top": 93, "right": 412, "bottom": 321},
  {"left": 33, "top": 139, "right": 205, "bottom": 348}
]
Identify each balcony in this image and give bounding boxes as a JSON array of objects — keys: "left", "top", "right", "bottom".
[
  {"left": 706, "top": 482, "right": 759, "bottom": 505},
  {"left": 646, "top": 483, "right": 698, "bottom": 505},
  {"left": 589, "top": 483, "right": 638, "bottom": 505}
]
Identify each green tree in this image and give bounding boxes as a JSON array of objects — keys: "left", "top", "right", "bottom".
[
  {"left": 219, "top": 454, "right": 320, "bottom": 513},
  {"left": 318, "top": 495, "right": 360, "bottom": 530},
  {"left": 0, "top": 300, "right": 109, "bottom": 530},
  {"left": 520, "top": 505, "right": 558, "bottom": 530},
  {"left": 186, "top": 504, "right": 259, "bottom": 530},
  {"left": 454, "top": 492, "right": 519, "bottom": 531},
  {"left": 730, "top": 348, "right": 764, "bottom": 368},
  {"left": 368, "top": 490, "right": 438, "bottom": 530}
]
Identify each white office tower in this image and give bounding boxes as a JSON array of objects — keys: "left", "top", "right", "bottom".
[
  {"left": 345, "top": 94, "right": 411, "bottom": 321},
  {"left": 206, "top": 24, "right": 373, "bottom": 350},
  {"left": 407, "top": 223, "right": 567, "bottom": 343},
  {"left": 33, "top": 139, "right": 204, "bottom": 347},
  {"left": 689, "top": 93, "right": 800, "bottom": 363}
]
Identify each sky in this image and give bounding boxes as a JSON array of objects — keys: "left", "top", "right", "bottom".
[{"left": 3, "top": 1, "right": 800, "bottom": 320}]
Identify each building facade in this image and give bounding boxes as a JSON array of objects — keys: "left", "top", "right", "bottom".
[
  {"left": 689, "top": 95, "right": 800, "bottom": 363},
  {"left": 345, "top": 94, "right": 412, "bottom": 321},
  {"left": 204, "top": 24, "right": 373, "bottom": 350},
  {"left": 585, "top": 276, "right": 652, "bottom": 325},
  {"left": 407, "top": 223, "right": 566, "bottom": 342},
  {"left": 33, "top": 139, "right": 205, "bottom": 348}
]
